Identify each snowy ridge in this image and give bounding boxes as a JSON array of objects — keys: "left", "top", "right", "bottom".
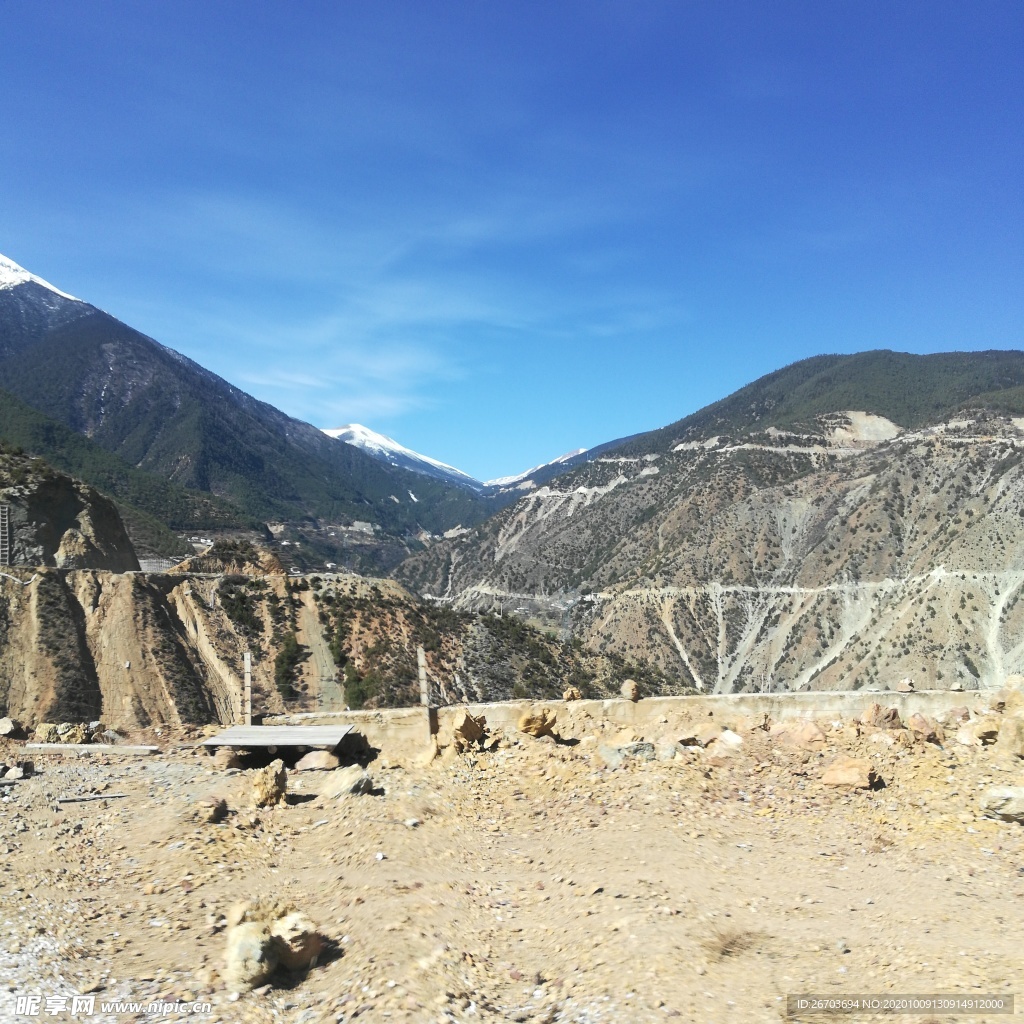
[
  {"left": 485, "top": 448, "right": 587, "bottom": 488},
  {"left": 0, "top": 252, "right": 80, "bottom": 301},
  {"left": 323, "top": 423, "right": 483, "bottom": 489}
]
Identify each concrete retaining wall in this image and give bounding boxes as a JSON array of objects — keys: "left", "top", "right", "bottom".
[{"left": 267, "top": 689, "right": 990, "bottom": 762}]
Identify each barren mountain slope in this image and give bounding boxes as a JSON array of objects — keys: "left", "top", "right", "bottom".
[{"left": 400, "top": 411, "right": 1024, "bottom": 693}]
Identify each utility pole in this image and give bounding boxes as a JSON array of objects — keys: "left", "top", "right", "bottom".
[
  {"left": 417, "top": 646, "right": 429, "bottom": 706},
  {"left": 0, "top": 505, "right": 10, "bottom": 567},
  {"left": 417, "top": 645, "right": 437, "bottom": 744},
  {"left": 243, "top": 651, "right": 252, "bottom": 725}
]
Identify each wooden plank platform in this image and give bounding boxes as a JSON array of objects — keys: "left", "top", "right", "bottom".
[
  {"left": 200, "top": 725, "right": 354, "bottom": 749},
  {"left": 25, "top": 744, "right": 161, "bottom": 755}
]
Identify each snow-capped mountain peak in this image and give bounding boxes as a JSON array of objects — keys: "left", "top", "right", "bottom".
[
  {"left": 485, "top": 449, "right": 587, "bottom": 487},
  {"left": 0, "top": 252, "right": 80, "bottom": 301},
  {"left": 323, "top": 424, "right": 483, "bottom": 490}
]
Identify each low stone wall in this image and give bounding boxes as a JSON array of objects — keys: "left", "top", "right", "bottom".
[{"left": 266, "top": 689, "right": 987, "bottom": 762}]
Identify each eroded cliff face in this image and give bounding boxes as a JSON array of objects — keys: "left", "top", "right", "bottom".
[
  {"left": 0, "top": 570, "right": 251, "bottom": 728},
  {"left": 0, "top": 452, "right": 139, "bottom": 572}
]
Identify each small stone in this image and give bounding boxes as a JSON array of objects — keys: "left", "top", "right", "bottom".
[
  {"left": 978, "top": 786, "right": 1024, "bottom": 823},
  {"left": 321, "top": 764, "right": 373, "bottom": 799},
  {"left": 294, "top": 750, "right": 341, "bottom": 772}
]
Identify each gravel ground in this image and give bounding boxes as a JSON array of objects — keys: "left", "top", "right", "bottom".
[{"left": 1, "top": 715, "right": 1023, "bottom": 1024}]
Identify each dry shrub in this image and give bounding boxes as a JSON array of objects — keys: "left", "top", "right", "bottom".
[{"left": 703, "top": 924, "right": 760, "bottom": 961}]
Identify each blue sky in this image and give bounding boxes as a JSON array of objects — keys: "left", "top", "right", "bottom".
[{"left": 2, "top": 2, "right": 1022, "bottom": 481}]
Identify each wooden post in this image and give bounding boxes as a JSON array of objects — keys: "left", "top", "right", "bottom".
[{"left": 243, "top": 651, "right": 252, "bottom": 725}]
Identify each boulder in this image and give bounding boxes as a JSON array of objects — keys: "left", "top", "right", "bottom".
[
  {"left": 620, "top": 679, "right": 640, "bottom": 702},
  {"left": 214, "top": 748, "right": 243, "bottom": 770},
  {"left": 271, "top": 911, "right": 324, "bottom": 970},
  {"left": 713, "top": 728, "right": 744, "bottom": 749},
  {"left": 861, "top": 704, "right": 904, "bottom": 730},
  {"left": 451, "top": 710, "right": 487, "bottom": 753},
  {"left": 597, "top": 741, "right": 655, "bottom": 769},
  {"left": 941, "top": 706, "right": 970, "bottom": 726},
  {"left": 998, "top": 687, "right": 1024, "bottom": 718},
  {"left": 978, "top": 786, "right": 1024, "bottom": 823},
  {"left": 224, "top": 899, "right": 325, "bottom": 987},
  {"left": 867, "top": 732, "right": 896, "bottom": 748},
  {"left": 680, "top": 722, "right": 724, "bottom": 748},
  {"left": 321, "top": 764, "right": 373, "bottom": 799},
  {"left": 906, "top": 713, "right": 943, "bottom": 744},
  {"left": 895, "top": 677, "right": 915, "bottom": 693},
  {"left": 562, "top": 686, "right": 582, "bottom": 701},
  {"left": 0, "top": 717, "right": 23, "bottom": 739},
  {"left": 968, "top": 715, "right": 1001, "bottom": 746},
  {"left": 56, "top": 723, "right": 89, "bottom": 744},
  {"left": 822, "top": 757, "right": 880, "bottom": 790},
  {"left": 224, "top": 921, "right": 279, "bottom": 992},
  {"left": 518, "top": 709, "right": 557, "bottom": 738},
  {"left": 769, "top": 719, "right": 827, "bottom": 751},
  {"left": 655, "top": 738, "right": 682, "bottom": 762},
  {"left": 955, "top": 724, "right": 981, "bottom": 747},
  {"left": 192, "top": 794, "right": 228, "bottom": 824},
  {"left": 4, "top": 765, "right": 26, "bottom": 780},
  {"left": 250, "top": 759, "right": 287, "bottom": 807},
  {"left": 33, "top": 723, "right": 60, "bottom": 744},
  {"left": 294, "top": 750, "right": 341, "bottom": 772},
  {"left": 995, "top": 717, "right": 1024, "bottom": 759}
]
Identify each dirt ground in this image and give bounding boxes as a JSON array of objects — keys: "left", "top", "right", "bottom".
[{"left": 2, "top": 720, "right": 1023, "bottom": 1024}]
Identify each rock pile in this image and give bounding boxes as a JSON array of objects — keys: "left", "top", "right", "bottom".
[{"left": 30, "top": 721, "right": 118, "bottom": 744}]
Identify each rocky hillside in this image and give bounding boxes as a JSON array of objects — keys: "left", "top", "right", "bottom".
[
  {"left": 0, "top": 537, "right": 648, "bottom": 728},
  {"left": 398, "top": 352, "right": 1024, "bottom": 694},
  {"left": 0, "top": 443, "right": 139, "bottom": 572}
]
